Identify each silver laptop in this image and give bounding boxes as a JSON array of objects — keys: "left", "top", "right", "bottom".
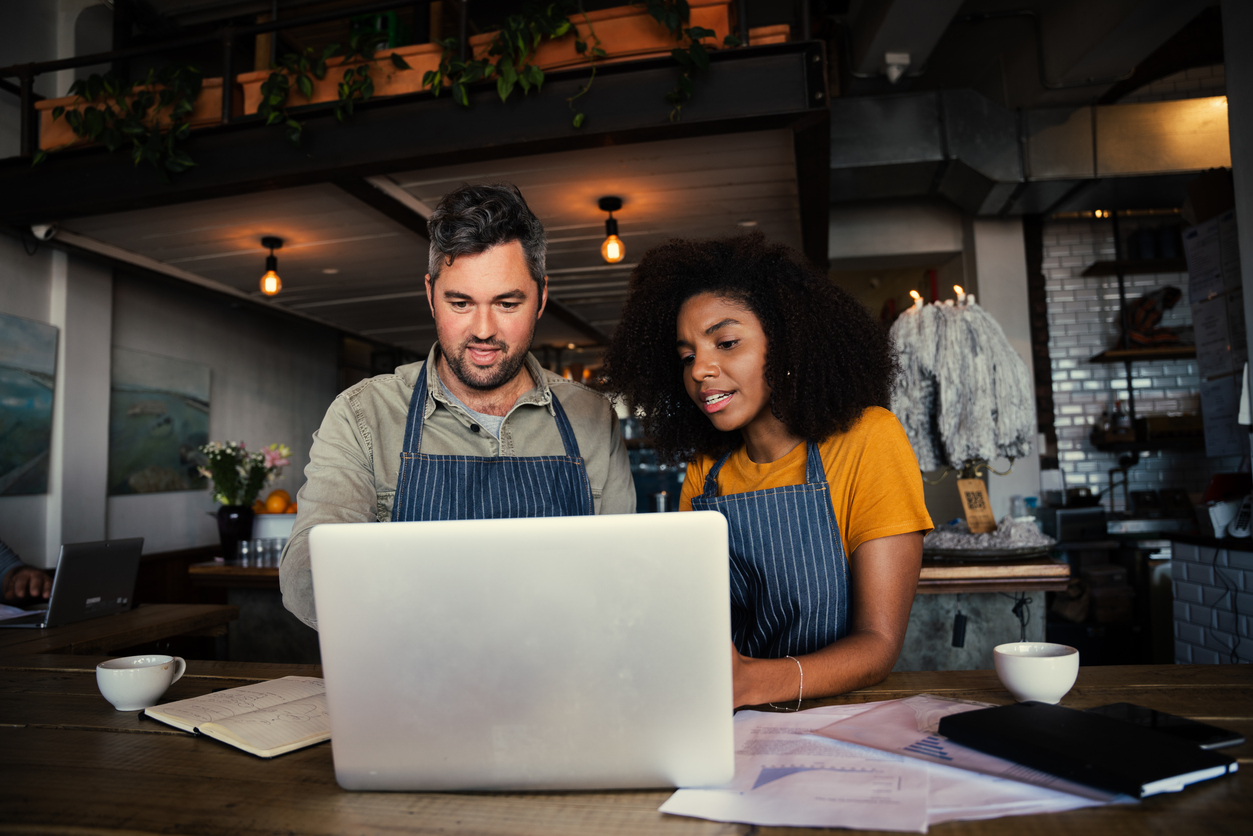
[
  {"left": 0, "top": 538, "right": 143, "bottom": 628},
  {"left": 310, "top": 511, "right": 734, "bottom": 792}
]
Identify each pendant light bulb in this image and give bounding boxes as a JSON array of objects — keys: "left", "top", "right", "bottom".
[
  {"left": 260, "top": 236, "right": 283, "bottom": 296},
  {"left": 598, "top": 196, "right": 625, "bottom": 264}
]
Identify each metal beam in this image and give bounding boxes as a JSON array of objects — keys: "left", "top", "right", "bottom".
[
  {"left": 1, "top": 43, "right": 824, "bottom": 226},
  {"left": 333, "top": 177, "right": 433, "bottom": 239}
]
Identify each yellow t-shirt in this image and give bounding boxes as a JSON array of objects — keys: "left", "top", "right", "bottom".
[{"left": 679, "top": 407, "right": 933, "bottom": 556}]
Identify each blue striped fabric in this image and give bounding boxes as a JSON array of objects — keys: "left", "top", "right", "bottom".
[
  {"left": 393, "top": 366, "right": 595, "bottom": 522},
  {"left": 691, "top": 441, "right": 849, "bottom": 658}
]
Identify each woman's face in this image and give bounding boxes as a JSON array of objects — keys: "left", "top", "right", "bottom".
[{"left": 676, "top": 293, "right": 775, "bottom": 436}]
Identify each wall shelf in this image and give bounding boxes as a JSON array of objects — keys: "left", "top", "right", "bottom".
[
  {"left": 1089, "top": 346, "right": 1196, "bottom": 363},
  {"left": 1081, "top": 258, "right": 1188, "bottom": 277}
]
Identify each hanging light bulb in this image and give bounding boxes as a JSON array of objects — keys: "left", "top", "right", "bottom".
[
  {"left": 598, "top": 196, "right": 625, "bottom": 264},
  {"left": 260, "top": 236, "right": 283, "bottom": 296}
]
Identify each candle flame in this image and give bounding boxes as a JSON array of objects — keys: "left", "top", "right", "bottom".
[
  {"left": 953, "top": 285, "right": 963, "bottom": 296},
  {"left": 909, "top": 290, "right": 921, "bottom": 301}
]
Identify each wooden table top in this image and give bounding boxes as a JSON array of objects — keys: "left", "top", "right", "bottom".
[
  {"left": 1, "top": 656, "right": 1248, "bottom": 835},
  {"left": 189, "top": 558, "right": 1072, "bottom": 595},
  {"left": 0, "top": 603, "right": 238, "bottom": 657}
]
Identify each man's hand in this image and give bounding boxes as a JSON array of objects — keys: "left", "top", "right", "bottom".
[{"left": 3, "top": 566, "right": 52, "bottom": 600}]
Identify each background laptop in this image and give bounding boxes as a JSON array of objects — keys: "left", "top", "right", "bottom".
[
  {"left": 310, "top": 511, "right": 734, "bottom": 792},
  {"left": 0, "top": 538, "right": 143, "bottom": 628}
]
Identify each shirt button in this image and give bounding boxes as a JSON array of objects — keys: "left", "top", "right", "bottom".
[{"left": 470, "top": 424, "right": 480, "bottom": 433}]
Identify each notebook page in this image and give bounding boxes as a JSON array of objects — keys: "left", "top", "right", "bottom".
[
  {"left": 148, "top": 676, "right": 325, "bottom": 726},
  {"left": 203, "top": 692, "right": 330, "bottom": 754}
]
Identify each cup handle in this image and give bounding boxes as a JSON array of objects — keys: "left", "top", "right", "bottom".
[{"left": 170, "top": 657, "right": 186, "bottom": 684}]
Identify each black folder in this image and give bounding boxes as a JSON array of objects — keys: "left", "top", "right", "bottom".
[{"left": 937, "top": 701, "right": 1237, "bottom": 798}]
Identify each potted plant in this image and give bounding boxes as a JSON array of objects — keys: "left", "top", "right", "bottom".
[{"left": 198, "top": 441, "right": 292, "bottom": 559}]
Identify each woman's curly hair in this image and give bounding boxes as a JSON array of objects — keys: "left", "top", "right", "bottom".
[{"left": 600, "top": 232, "right": 898, "bottom": 463}]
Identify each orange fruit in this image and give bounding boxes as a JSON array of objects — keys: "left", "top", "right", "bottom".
[
  {"left": 285, "top": 503, "right": 297, "bottom": 514},
  {"left": 268, "top": 489, "right": 291, "bottom": 504},
  {"left": 264, "top": 493, "right": 289, "bottom": 514},
  {"left": 252, "top": 500, "right": 266, "bottom": 515}
]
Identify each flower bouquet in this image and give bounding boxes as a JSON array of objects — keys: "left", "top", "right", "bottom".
[{"left": 199, "top": 441, "right": 291, "bottom": 558}]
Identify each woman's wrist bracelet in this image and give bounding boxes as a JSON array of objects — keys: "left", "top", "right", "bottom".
[{"left": 768, "top": 655, "right": 803, "bottom": 712}]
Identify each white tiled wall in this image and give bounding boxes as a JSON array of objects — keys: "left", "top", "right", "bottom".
[
  {"left": 1043, "top": 220, "right": 1242, "bottom": 512},
  {"left": 1171, "top": 541, "right": 1252, "bottom": 663}
]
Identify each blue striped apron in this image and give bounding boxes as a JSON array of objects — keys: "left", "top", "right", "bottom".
[
  {"left": 690, "top": 441, "right": 850, "bottom": 658},
  {"left": 393, "top": 366, "right": 595, "bottom": 521}
]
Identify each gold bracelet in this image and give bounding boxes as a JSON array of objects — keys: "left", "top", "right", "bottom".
[{"left": 769, "top": 655, "right": 804, "bottom": 712}]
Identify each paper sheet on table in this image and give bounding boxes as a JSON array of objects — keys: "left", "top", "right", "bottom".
[
  {"left": 661, "top": 698, "right": 1116, "bottom": 833},
  {"left": 660, "top": 703, "right": 931, "bottom": 832},
  {"left": 815, "top": 694, "right": 1120, "bottom": 803}
]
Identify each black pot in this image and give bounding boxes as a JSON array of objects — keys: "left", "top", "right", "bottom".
[{"left": 216, "top": 505, "right": 255, "bottom": 560}]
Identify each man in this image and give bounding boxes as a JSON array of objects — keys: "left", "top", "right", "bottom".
[
  {"left": 280, "top": 183, "right": 636, "bottom": 629},
  {"left": 1, "top": 539, "right": 52, "bottom": 602}
]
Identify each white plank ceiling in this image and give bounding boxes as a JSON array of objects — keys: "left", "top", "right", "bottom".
[{"left": 63, "top": 129, "right": 801, "bottom": 354}]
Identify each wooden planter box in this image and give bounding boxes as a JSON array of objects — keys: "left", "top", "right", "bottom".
[
  {"left": 36, "top": 77, "right": 237, "bottom": 151},
  {"left": 237, "top": 42, "right": 444, "bottom": 115},
  {"left": 471, "top": 0, "right": 733, "bottom": 71}
]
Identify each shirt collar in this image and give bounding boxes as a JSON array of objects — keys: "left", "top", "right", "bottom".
[{"left": 422, "top": 344, "right": 554, "bottom": 419}]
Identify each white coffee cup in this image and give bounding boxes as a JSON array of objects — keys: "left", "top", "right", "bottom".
[
  {"left": 993, "top": 642, "right": 1079, "bottom": 704},
  {"left": 96, "top": 654, "right": 186, "bottom": 711}
]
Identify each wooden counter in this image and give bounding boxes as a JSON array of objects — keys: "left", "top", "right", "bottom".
[
  {"left": 1, "top": 656, "right": 1247, "bottom": 835},
  {"left": 192, "top": 558, "right": 1073, "bottom": 595},
  {"left": 0, "top": 603, "right": 238, "bottom": 657}
]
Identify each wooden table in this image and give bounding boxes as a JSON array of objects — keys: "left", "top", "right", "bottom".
[
  {"left": 1, "top": 657, "right": 1248, "bottom": 835},
  {"left": 0, "top": 604, "right": 238, "bottom": 657}
]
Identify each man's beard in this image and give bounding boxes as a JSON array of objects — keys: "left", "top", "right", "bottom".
[{"left": 440, "top": 326, "right": 536, "bottom": 392}]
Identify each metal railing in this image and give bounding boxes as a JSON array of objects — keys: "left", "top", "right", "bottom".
[{"left": 1, "top": 0, "right": 811, "bottom": 160}]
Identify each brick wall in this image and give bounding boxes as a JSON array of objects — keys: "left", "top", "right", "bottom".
[
  {"left": 1042, "top": 219, "right": 1242, "bottom": 511},
  {"left": 1171, "top": 541, "right": 1252, "bottom": 663}
]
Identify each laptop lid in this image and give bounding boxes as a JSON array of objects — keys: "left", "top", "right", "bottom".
[
  {"left": 0, "top": 538, "right": 143, "bottom": 628},
  {"left": 310, "top": 511, "right": 734, "bottom": 792}
]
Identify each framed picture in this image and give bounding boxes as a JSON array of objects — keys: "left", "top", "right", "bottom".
[
  {"left": 108, "top": 347, "right": 211, "bottom": 495},
  {"left": 0, "top": 312, "right": 58, "bottom": 496}
]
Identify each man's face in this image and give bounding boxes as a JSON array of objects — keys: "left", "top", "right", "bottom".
[{"left": 425, "top": 240, "right": 547, "bottom": 391}]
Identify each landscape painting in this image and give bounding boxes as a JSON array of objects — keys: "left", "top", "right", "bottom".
[
  {"left": 108, "top": 347, "right": 211, "bottom": 495},
  {"left": 0, "top": 313, "right": 58, "bottom": 496}
]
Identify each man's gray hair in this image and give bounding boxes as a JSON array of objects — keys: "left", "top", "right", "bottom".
[{"left": 427, "top": 183, "right": 546, "bottom": 285}]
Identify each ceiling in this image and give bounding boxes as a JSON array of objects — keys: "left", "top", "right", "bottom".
[{"left": 62, "top": 129, "right": 801, "bottom": 354}]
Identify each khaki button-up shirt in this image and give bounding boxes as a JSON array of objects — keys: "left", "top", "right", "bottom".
[{"left": 279, "top": 347, "right": 637, "bottom": 629}]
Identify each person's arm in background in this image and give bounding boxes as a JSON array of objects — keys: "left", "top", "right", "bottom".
[
  {"left": 0, "top": 539, "right": 52, "bottom": 600},
  {"left": 279, "top": 395, "right": 382, "bottom": 631},
  {"left": 597, "top": 408, "right": 637, "bottom": 515}
]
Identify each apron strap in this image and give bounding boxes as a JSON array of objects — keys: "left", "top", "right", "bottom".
[
  {"left": 700, "top": 449, "right": 735, "bottom": 498},
  {"left": 804, "top": 440, "right": 825, "bottom": 484},
  {"left": 401, "top": 364, "right": 429, "bottom": 454},
  {"left": 402, "top": 362, "right": 582, "bottom": 459}
]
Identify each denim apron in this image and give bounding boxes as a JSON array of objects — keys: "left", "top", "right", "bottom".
[
  {"left": 690, "top": 441, "right": 850, "bottom": 658},
  {"left": 393, "top": 366, "right": 595, "bottom": 521}
]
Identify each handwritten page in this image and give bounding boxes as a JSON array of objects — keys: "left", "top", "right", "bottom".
[
  {"left": 145, "top": 676, "right": 329, "bottom": 756},
  {"left": 149, "top": 676, "right": 325, "bottom": 726}
]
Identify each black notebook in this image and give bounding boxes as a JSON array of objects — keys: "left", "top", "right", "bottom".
[{"left": 937, "top": 701, "right": 1237, "bottom": 798}]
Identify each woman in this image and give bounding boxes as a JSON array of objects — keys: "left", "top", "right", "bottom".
[{"left": 601, "top": 232, "right": 931, "bottom": 708}]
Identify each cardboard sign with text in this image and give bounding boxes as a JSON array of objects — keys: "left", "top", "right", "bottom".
[{"left": 957, "top": 478, "right": 997, "bottom": 533}]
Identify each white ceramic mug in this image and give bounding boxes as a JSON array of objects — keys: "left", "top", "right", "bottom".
[
  {"left": 96, "top": 655, "right": 186, "bottom": 711},
  {"left": 993, "top": 642, "right": 1079, "bottom": 704}
]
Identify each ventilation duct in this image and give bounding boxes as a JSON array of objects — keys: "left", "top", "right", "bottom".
[{"left": 830, "top": 90, "right": 1231, "bottom": 216}]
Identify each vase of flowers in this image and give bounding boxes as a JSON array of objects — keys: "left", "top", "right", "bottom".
[{"left": 199, "top": 441, "right": 291, "bottom": 559}]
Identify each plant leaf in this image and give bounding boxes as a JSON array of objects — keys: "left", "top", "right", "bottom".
[
  {"left": 390, "top": 53, "right": 411, "bottom": 70},
  {"left": 298, "top": 74, "right": 313, "bottom": 99},
  {"left": 572, "top": 112, "right": 585, "bottom": 128}
]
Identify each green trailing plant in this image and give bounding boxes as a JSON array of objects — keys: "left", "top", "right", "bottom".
[
  {"left": 566, "top": 4, "right": 607, "bottom": 128},
  {"left": 33, "top": 65, "right": 203, "bottom": 178},
  {"left": 260, "top": 31, "right": 412, "bottom": 146}
]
